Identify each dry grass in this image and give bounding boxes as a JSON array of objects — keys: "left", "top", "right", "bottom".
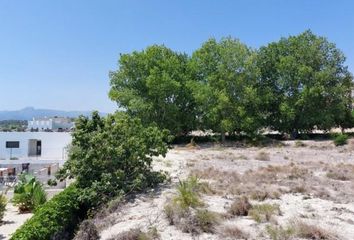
[
  {"left": 266, "top": 224, "right": 295, "bottom": 240},
  {"left": 219, "top": 225, "right": 249, "bottom": 239},
  {"left": 164, "top": 176, "right": 220, "bottom": 235},
  {"left": 74, "top": 220, "right": 99, "bottom": 240},
  {"left": 227, "top": 196, "right": 252, "bottom": 217},
  {"left": 165, "top": 206, "right": 220, "bottom": 234},
  {"left": 255, "top": 151, "right": 270, "bottom": 161},
  {"left": 292, "top": 220, "right": 338, "bottom": 240},
  {"left": 250, "top": 189, "right": 281, "bottom": 201},
  {"left": 107, "top": 228, "right": 160, "bottom": 240},
  {"left": 194, "top": 209, "right": 220, "bottom": 233},
  {"left": 325, "top": 164, "right": 354, "bottom": 181},
  {"left": 295, "top": 140, "right": 307, "bottom": 147},
  {"left": 190, "top": 161, "right": 354, "bottom": 203},
  {"left": 248, "top": 204, "right": 281, "bottom": 223}
]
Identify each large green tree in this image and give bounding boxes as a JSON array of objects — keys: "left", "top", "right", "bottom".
[
  {"left": 189, "top": 37, "right": 262, "bottom": 141},
  {"left": 57, "top": 112, "right": 171, "bottom": 204},
  {"left": 109, "top": 45, "right": 196, "bottom": 136},
  {"left": 257, "top": 30, "right": 353, "bottom": 135}
]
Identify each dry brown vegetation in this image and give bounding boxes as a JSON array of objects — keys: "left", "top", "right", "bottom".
[
  {"left": 94, "top": 140, "right": 354, "bottom": 239},
  {"left": 219, "top": 225, "right": 249, "bottom": 239},
  {"left": 293, "top": 220, "right": 338, "bottom": 240},
  {"left": 190, "top": 161, "right": 354, "bottom": 204},
  {"left": 227, "top": 196, "right": 252, "bottom": 217},
  {"left": 106, "top": 228, "right": 160, "bottom": 240},
  {"left": 255, "top": 151, "right": 271, "bottom": 161}
]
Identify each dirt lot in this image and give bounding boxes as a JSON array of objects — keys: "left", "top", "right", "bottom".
[{"left": 93, "top": 139, "right": 354, "bottom": 239}]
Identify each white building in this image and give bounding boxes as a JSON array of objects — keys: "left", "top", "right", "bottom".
[
  {"left": 28, "top": 117, "right": 74, "bottom": 132},
  {"left": 0, "top": 132, "right": 72, "bottom": 160}
]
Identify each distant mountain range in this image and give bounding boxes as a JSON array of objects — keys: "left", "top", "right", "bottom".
[{"left": 0, "top": 107, "right": 106, "bottom": 121}]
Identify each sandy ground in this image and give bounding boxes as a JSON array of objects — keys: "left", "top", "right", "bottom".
[
  {"left": 97, "top": 139, "right": 354, "bottom": 240},
  {"left": 0, "top": 204, "right": 32, "bottom": 240}
]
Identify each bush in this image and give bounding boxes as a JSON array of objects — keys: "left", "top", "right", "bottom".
[
  {"left": 248, "top": 204, "right": 280, "bottom": 223},
  {"left": 173, "top": 177, "right": 203, "bottom": 209},
  {"left": 0, "top": 194, "right": 6, "bottom": 222},
  {"left": 11, "top": 185, "right": 88, "bottom": 240},
  {"left": 219, "top": 225, "right": 249, "bottom": 239},
  {"left": 107, "top": 228, "right": 160, "bottom": 240},
  {"left": 56, "top": 112, "right": 171, "bottom": 206},
  {"left": 194, "top": 209, "right": 219, "bottom": 233},
  {"left": 293, "top": 221, "right": 337, "bottom": 240},
  {"left": 227, "top": 196, "right": 252, "bottom": 217},
  {"left": 333, "top": 134, "right": 348, "bottom": 146},
  {"left": 266, "top": 224, "right": 295, "bottom": 240},
  {"left": 12, "top": 174, "right": 47, "bottom": 213}
]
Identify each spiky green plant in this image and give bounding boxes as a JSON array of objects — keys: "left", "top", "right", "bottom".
[
  {"left": 173, "top": 176, "right": 203, "bottom": 209},
  {"left": 12, "top": 174, "right": 47, "bottom": 213}
]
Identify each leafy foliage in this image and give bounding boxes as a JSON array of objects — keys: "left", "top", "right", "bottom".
[
  {"left": 57, "top": 111, "right": 171, "bottom": 205},
  {"left": 0, "top": 194, "right": 6, "bottom": 222},
  {"left": 109, "top": 31, "right": 353, "bottom": 138},
  {"left": 256, "top": 30, "right": 353, "bottom": 135},
  {"left": 12, "top": 174, "right": 47, "bottom": 213},
  {"left": 109, "top": 45, "right": 196, "bottom": 136},
  {"left": 11, "top": 185, "right": 87, "bottom": 240},
  {"left": 0, "top": 120, "right": 27, "bottom": 132},
  {"left": 333, "top": 133, "right": 348, "bottom": 146},
  {"left": 189, "top": 37, "right": 262, "bottom": 140}
]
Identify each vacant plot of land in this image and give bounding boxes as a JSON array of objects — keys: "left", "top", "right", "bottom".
[{"left": 96, "top": 139, "right": 354, "bottom": 240}]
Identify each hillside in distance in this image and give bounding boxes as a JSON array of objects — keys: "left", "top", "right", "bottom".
[{"left": 0, "top": 107, "right": 106, "bottom": 121}]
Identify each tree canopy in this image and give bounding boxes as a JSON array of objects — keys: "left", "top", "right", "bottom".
[
  {"left": 109, "top": 31, "right": 353, "bottom": 139},
  {"left": 257, "top": 30, "right": 353, "bottom": 135},
  {"left": 109, "top": 45, "right": 196, "bottom": 136},
  {"left": 189, "top": 37, "right": 263, "bottom": 140}
]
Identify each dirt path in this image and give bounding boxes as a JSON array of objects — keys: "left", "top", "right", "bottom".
[{"left": 0, "top": 204, "right": 32, "bottom": 240}]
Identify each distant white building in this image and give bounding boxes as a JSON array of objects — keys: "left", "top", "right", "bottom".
[{"left": 28, "top": 117, "right": 74, "bottom": 132}]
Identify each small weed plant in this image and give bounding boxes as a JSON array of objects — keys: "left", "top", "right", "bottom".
[
  {"left": 249, "top": 203, "right": 281, "bottom": 223},
  {"left": 333, "top": 134, "right": 348, "bottom": 146}
]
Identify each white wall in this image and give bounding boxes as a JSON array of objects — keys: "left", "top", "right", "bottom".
[{"left": 0, "top": 132, "right": 72, "bottom": 160}]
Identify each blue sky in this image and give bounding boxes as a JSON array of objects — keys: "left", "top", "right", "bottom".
[{"left": 0, "top": 0, "right": 353, "bottom": 113}]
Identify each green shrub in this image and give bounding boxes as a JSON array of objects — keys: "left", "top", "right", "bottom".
[
  {"left": 11, "top": 185, "right": 88, "bottom": 240},
  {"left": 12, "top": 174, "right": 47, "bottom": 213},
  {"left": 249, "top": 204, "right": 280, "bottom": 223},
  {"left": 174, "top": 176, "right": 203, "bottom": 209},
  {"left": 56, "top": 112, "right": 171, "bottom": 206},
  {"left": 194, "top": 209, "right": 219, "bottom": 233},
  {"left": 333, "top": 134, "right": 348, "bottom": 146},
  {"left": 0, "top": 194, "right": 6, "bottom": 222},
  {"left": 266, "top": 224, "right": 295, "bottom": 240}
]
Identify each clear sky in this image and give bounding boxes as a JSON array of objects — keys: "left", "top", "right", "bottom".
[{"left": 0, "top": 0, "right": 353, "bottom": 113}]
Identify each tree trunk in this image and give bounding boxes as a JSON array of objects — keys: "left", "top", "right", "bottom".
[
  {"left": 291, "top": 129, "right": 298, "bottom": 139},
  {"left": 221, "top": 130, "right": 226, "bottom": 143}
]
